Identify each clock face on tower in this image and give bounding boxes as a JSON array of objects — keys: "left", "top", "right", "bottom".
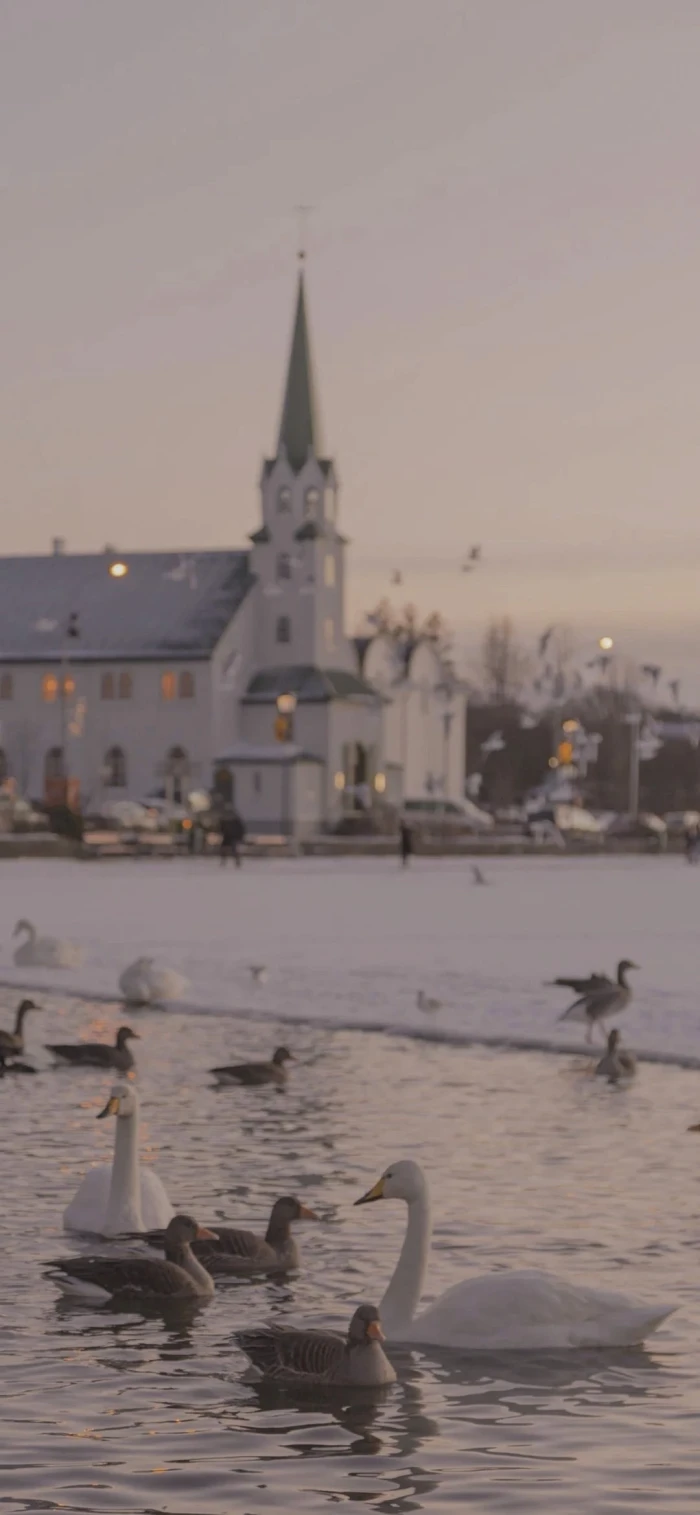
[
  {"left": 277, "top": 486, "right": 292, "bottom": 512},
  {"left": 304, "top": 487, "right": 320, "bottom": 517}
]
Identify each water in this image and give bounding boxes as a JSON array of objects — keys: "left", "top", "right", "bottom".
[{"left": 2, "top": 855, "right": 700, "bottom": 1512}]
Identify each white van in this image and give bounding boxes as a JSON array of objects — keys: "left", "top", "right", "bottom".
[{"left": 402, "top": 797, "right": 494, "bottom": 833}]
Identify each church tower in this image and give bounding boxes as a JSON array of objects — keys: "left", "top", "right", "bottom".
[{"left": 249, "top": 265, "right": 353, "bottom": 672}]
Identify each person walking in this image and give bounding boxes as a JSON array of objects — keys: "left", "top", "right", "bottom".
[
  {"left": 220, "top": 806, "right": 246, "bottom": 867},
  {"left": 399, "top": 818, "right": 413, "bottom": 868}
]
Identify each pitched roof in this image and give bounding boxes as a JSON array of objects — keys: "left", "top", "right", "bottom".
[
  {"left": 0, "top": 550, "right": 253, "bottom": 661},
  {"left": 243, "top": 664, "right": 381, "bottom": 704},
  {"left": 215, "top": 743, "right": 323, "bottom": 765},
  {"left": 276, "top": 272, "right": 322, "bottom": 472}
]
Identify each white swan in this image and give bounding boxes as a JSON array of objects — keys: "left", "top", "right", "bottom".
[
  {"left": 63, "top": 1083, "right": 174, "bottom": 1236},
  {"left": 13, "top": 918, "right": 83, "bottom": 969},
  {"left": 355, "top": 1160, "right": 675, "bottom": 1349},
  {"left": 119, "top": 956, "right": 189, "bottom": 1005}
]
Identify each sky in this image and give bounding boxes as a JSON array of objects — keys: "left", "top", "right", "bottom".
[{"left": 2, "top": 0, "right": 700, "bottom": 694}]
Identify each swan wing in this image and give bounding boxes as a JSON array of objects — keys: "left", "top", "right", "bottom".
[
  {"left": 401, "top": 1269, "right": 675, "bottom": 1350},
  {"left": 139, "top": 1170, "right": 174, "bottom": 1229},
  {"left": 63, "top": 1164, "right": 111, "bottom": 1234},
  {"left": 148, "top": 968, "right": 189, "bottom": 1002}
]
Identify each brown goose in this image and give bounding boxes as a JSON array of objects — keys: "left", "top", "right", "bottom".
[
  {"left": 211, "top": 1046, "right": 294, "bottom": 1087},
  {"left": 140, "top": 1196, "right": 319, "bottom": 1274},
  {"left": 558, "top": 960, "right": 639, "bottom": 1043},
  {"left": 47, "top": 1214, "right": 217, "bottom": 1303},
  {"left": 0, "top": 999, "right": 41, "bottom": 1055},
  {"left": 236, "top": 1303, "right": 396, "bottom": 1386},
  {"left": 46, "top": 1025, "right": 139, "bottom": 1072},
  {"left": 595, "top": 1029, "right": 637, "bottom": 1082}
]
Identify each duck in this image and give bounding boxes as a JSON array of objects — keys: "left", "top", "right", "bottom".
[
  {"left": 595, "top": 1029, "right": 637, "bottom": 1083},
  {"left": 46, "top": 1025, "right": 139, "bottom": 1072},
  {"left": 416, "top": 991, "right": 441, "bottom": 1013},
  {"left": 47, "top": 1214, "right": 217, "bottom": 1304},
  {"left": 354, "top": 1160, "right": 673, "bottom": 1349},
  {"left": 140, "top": 1196, "right": 319, "bottom": 1274},
  {"left": 211, "top": 1046, "right": 294, "bottom": 1087},
  {"left": 13, "top": 919, "right": 83, "bottom": 969},
  {"left": 63, "top": 1082, "right": 174, "bottom": 1236},
  {"left": 558, "top": 960, "right": 639, "bottom": 1043},
  {"left": 118, "top": 956, "right": 189, "bottom": 1006},
  {"left": 0, "top": 998, "right": 41, "bottom": 1055},
  {"left": 236, "top": 1303, "right": 395, "bottom": 1386}
]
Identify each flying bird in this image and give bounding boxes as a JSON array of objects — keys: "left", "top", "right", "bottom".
[
  {"left": 538, "top": 626, "right": 555, "bottom": 658},
  {"left": 391, "top": 570, "right": 403, "bottom": 586}
]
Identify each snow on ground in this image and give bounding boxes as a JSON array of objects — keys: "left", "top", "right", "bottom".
[{"left": 0, "top": 852, "right": 698, "bottom": 1059}]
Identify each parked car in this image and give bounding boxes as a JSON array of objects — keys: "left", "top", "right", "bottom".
[
  {"left": 402, "top": 797, "right": 494, "bottom": 834},
  {"left": 527, "top": 804, "right": 602, "bottom": 840},
  {"left": 607, "top": 812, "right": 667, "bottom": 845},
  {"left": 665, "top": 810, "right": 700, "bottom": 836}
]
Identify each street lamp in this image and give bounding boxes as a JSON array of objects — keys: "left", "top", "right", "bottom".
[
  {"left": 599, "top": 635, "right": 614, "bottom": 652},
  {"left": 275, "top": 692, "right": 297, "bottom": 742}
]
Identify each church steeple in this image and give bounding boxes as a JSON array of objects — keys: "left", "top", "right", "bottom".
[{"left": 277, "top": 269, "right": 321, "bottom": 471}]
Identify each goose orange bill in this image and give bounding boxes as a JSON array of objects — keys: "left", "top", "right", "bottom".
[
  {"left": 298, "top": 1204, "right": 319, "bottom": 1220},
  {"left": 366, "top": 1319, "right": 385, "bottom": 1341},
  {"left": 196, "top": 1226, "right": 219, "bottom": 1240}
]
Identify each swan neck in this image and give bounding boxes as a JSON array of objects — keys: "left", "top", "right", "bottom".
[
  {"left": 105, "top": 1108, "right": 142, "bottom": 1235},
  {"left": 381, "top": 1190, "right": 432, "bottom": 1334}
]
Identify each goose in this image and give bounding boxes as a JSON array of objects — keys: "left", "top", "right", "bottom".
[
  {"left": 47, "top": 1214, "right": 217, "bottom": 1303},
  {"left": 416, "top": 991, "right": 441, "bottom": 1013},
  {"left": 558, "top": 960, "right": 639, "bottom": 1043},
  {"left": 0, "top": 998, "right": 41, "bottom": 1055},
  {"left": 63, "top": 1082, "right": 174, "bottom": 1235},
  {"left": 0, "top": 1048, "right": 36, "bottom": 1075},
  {"left": 47, "top": 1025, "right": 139, "bottom": 1072},
  {"left": 13, "top": 919, "right": 83, "bottom": 969},
  {"left": 595, "top": 1029, "right": 637, "bottom": 1082},
  {"left": 236, "top": 1303, "right": 395, "bottom": 1387},
  {"left": 119, "top": 957, "right": 189, "bottom": 1006},
  {"left": 354, "top": 1160, "right": 674, "bottom": 1349},
  {"left": 211, "top": 1046, "right": 294, "bottom": 1087},
  {"left": 249, "top": 964, "right": 268, "bottom": 985},
  {"left": 139, "top": 1196, "right": 319, "bottom": 1274},
  {"left": 547, "top": 970, "right": 613, "bottom": 996}
]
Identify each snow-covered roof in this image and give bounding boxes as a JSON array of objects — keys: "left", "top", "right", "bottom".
[
  {"left": 0, "top": 550, "right": 253, "bottom": 661},
  {"left": 215, "top": 743, "right": 323, "bottom": 764}
]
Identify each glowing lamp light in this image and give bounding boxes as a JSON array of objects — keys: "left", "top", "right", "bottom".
[
  {"left": 109, "top": 561, "right": 128, "bottom": 579},
  {"left": 374, "top": 772, "right": 387, "bottom": 794},
  {"left": 333, "top": 771, "right": 345, "bottom": 791},
  {"left": 548, "top": 756, "right": 559, "bottom": 769},
  {"left": 276, "top": 692, "right": 297, "bottom": 715},
  {"left": 562, "top": 719, "right": 580, "bottom": 734},
  {"left": 598, "top": 635, "right": 614, "bottom": 651}
]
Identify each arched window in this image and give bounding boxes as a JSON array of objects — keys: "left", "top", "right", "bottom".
[
  {"left": 277, "top": 486, "right": 291, "bottom": 513},
  {"left": 45, "top": 746, "right": 65, "bottom": 780},
  {"left": 324, "top": 554, "right": 335, "bottom": 587},
  {"left": 161, "top": 671, "right": 176, "bottom": 701},
  {"left": 178, "top": 670, "right": 195, "bottom": 699},
  {"left": 0, "top": 748, "right": 8, "bottom": 782},
  {"left": 165, "top": 745, "right": 189, "bottom": 804},
  {"left": 42, "top": 673, "right": 59, "bottom": 703},
  {"left": 118, "top": 671, "right": 132, "bottom": 700},
  {"left": 324, "top": 617, "right": 335, "bottom": 650},
  {"left": 276, "top": 615, "right": 291, "bottom": 644},
  {"left": 101, "top": 672, "right": 115, "bottom": 700},
  {"left": 277, "top": 552, "right": 291, "bottom": 581},
  {"left": 104, "top": 745, "right": 127, "bottom": 788},
  {"left": 0, "top": 673, "right": 13, "bottom": 700}
]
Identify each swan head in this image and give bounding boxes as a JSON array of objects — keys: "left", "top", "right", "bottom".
[
  {"left": 97, "top": 1083, "right": 139, "bottom": 1120},
  {"left": 355, "top": 1159, "right": 427, "bottom": 1207},
  {"left": 13, "top": 919, "right": 33, "bottom": 938},
  {"left": 347, "top": 1303, "right": 385, "bottom": 1345}
]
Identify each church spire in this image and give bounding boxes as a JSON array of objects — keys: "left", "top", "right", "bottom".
[{"left": 277, "top": 266, "right": 321, "bottom": 471}]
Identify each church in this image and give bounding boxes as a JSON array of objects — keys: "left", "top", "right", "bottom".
[{"left": 0, "top": 270, "right": 466, "bottom": 835}]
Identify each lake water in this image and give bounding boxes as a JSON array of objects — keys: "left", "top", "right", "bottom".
[{"left": 2, "top": 854, "right": 700, "bottom": 1513}]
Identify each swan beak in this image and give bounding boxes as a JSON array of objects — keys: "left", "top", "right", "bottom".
[
  {"left": 354, "top": 1177, "right": 385, "bottom": 1206},
  {"left": 97, "top": 1095, "right": 120, "bottom": 1119},
  {"left": 687, "top": 1122, "right": 700, "bottom": 1132},
  {"left": 366, "top": 1319, "right": 385, "bottom": 1342},
  {"left": 298, "top": 1205, "right": 319, "bottom": 1221},
  {"left": 196, "top": 1226, "right": 219, "bottom": 1241}
]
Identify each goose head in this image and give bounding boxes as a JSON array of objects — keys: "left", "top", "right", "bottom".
[
  {"left": 116, "top": 1026, "right": 140, "bottom": 1049},
  {"left": 16, "top": 998, "right": 40, "bottom": 1023},
  {"left": 97, "top": 1083, "right": 139, "bottom": 1120},
  {"left": 347, "top": 1302, "right": 385, "bottom": 1346},
  {"left": 272, "top": 1046, "right": 294, "bottom": 1067},
  {"left": 617, "top": 959, "right": 639, "bottom": 980},
  {"left": 355, "top": 1159, "right": 427, "bottom": 1206},
  {"left": 164, "top": 1213, "right": 218, "bottom": 1254},
  {"left": 266, "top": 1195, "right": 319, "bottom": 1240}
]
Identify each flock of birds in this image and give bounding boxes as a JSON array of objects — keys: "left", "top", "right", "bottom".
[{"left": 0, "top": 912, "right": 684, "bottom": 1381}]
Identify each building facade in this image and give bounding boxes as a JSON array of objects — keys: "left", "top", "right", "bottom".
[{"left": 0, "top": 271, "right": 466, "bottom": 833}]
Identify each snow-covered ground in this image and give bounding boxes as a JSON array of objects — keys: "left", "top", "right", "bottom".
[{"left": 0, "top": 852, "right": 698, "bottom": 1061}]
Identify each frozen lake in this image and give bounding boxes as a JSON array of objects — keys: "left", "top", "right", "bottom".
[{"left": 2, "top": 854, "right": 700, "bottom": 1514}]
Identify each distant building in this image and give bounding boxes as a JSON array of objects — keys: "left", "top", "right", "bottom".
[{"left": 0, "top": 270, "right": 465, "bottom": 834}]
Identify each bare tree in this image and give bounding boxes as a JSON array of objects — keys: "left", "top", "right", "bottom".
[{"left": 480, "top": 617, "right": 531, "bottom": 703}]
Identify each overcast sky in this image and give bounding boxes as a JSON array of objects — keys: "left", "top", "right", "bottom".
[{"left": 2, "top": 0, "right": 699, "bottom": 690}]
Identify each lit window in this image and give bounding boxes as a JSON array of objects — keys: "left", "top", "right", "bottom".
[
  {"left": 276, "top": 615, "right": 291, "bottom": 644},
  {"left": 161, "top": 671, "right": 176, "bottom": 700},
  {"left": 304, "top": 487, "right": 320, "bottom": 518},
  {"left": 104, "top": 745, "right": 127, "bottom": 788},
  {"left": 324, "top": 617, "right": 334, "bottom": 649},
  {"left": 277, "top": 552, "right": 291, "bottom": 581},
  {"left": 101, "top": 672, "right": 115, "bottom": 700},
  {"left": 118, "top": 671, "right": 132, "bottom": 699},
  {"left": 324, "top": 554, "right": 335, "bottom": 587},
  {"left": 277, "top": 486, "right": 291, "bottom": 513},
  {"left": 178, "top": 670, "right": 195, "bottom": 699},
  {"left": 42, "top": 674, "right": 59, "bottom": 703},
  {"left": 63, "top": 675, "right": 75, "bottom": 696},
  {"left": 0, "top": 673, "right": 13, "bottom": 700}
]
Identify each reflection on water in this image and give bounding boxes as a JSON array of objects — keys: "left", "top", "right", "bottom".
[{"left": 2, "top": 995, "right": 700, "bottom": 1513}]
